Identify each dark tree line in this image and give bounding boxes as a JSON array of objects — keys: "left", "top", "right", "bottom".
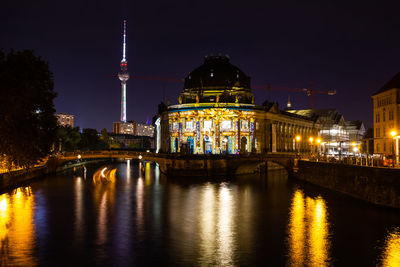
[
  {"left": 0, "top": 50, "right": 57, "bottom": 168},
  {"left": 57, "top": 126, "right": 110, "bottom": 151}
]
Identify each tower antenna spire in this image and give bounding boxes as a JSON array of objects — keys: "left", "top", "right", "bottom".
[{"left": 122, "top": 19, "right": 127, "bottom": 62}]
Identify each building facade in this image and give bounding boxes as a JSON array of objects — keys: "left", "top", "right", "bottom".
[
  {"left": 136, "top": 123, "right": 155, "bottom": 137},
  {"left": 56, "top": 113, "right": 74, "bottom": 128},
  {"left": 372, "top": 72, "right": 400, "bottom": 156},
  {"left": 113, "top": 121, "right": 136, "bottom": 135},
  {"left": 160, "top": 55, "right": 320, "bottom": 154}
]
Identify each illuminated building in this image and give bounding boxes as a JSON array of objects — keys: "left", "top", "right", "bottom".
[
  {"left": 113, "top": 121, "right": 136, "bottom": 135},
  {"left": 136, "top": 123, "right": 155, "bottom": 137},
  {"left": 160, "top": 55, "right": 320, "bottom": 154},
  {"left": 372, "top": 72, "right": 400, "bottom": 156},
  {"left": 113, "top": 120, "right": 154, "bottom": 137},
  {"left": 56, "top": 113, "right": 74, "bottom": 127}
]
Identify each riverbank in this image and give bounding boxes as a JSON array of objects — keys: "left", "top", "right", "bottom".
[
  {"left": 295, "top": 160, "right": 400, "bottom": 208},
  {"left": 0, "top": 158, "right": 106, "bottom": 193}
]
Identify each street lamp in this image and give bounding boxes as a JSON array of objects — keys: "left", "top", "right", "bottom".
[
  {"left": 295, "top": 135, "right": 301, "bottom": 156},
  {"left": 316, "top": 138, "right": 322, "bottom": 157}
]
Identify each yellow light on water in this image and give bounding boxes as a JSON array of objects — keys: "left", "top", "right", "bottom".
[{"left": 381, "top": 229, "right": 400, "bottom": 267}]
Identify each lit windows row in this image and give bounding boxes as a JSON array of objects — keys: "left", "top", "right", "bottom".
[
  {"left": 377, "top": 96, "right": 392, "bottom": 107},
  {"left": 376, "top": 109, "right": 395, "bottom": 123}
]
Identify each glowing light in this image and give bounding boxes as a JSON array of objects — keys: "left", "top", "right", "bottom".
[
  {"left": 353, "top": 147, "right": 358, "bottom": 153},
  {"left": 316, "top": 138, "right": 321, "bottom": 144},
  {"left": 100, "top": 167, "right": 108, "bottom": 178},
  {"left": 351, "top": 142, "right": 357, "bottom": 147},
  {"left": 296, "top": 135, "right": 301, "bottom": 141},
  {"left": 309, "top": 137, "right": 314, "bottom": 143},
  {"left": 77, "top": 154, "right": 81, "bottom": 159},
  {"left": 391, "top": 130, "right": 397, "bottom": 138},
  {"left": 381, "top": 229, "right": 400, "bottom": 267},
  {"left": 138, "top": 155, "right": 142, "bottom": 160}
]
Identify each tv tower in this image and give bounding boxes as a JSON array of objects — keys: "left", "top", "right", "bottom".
[{"left": 118, "top": 19, "right": 129, "bottom": 122}]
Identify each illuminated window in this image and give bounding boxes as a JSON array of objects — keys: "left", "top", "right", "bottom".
[
  {"left": 241, "top": 120, "right": 249, "bottom": 131},
  {"left": 173, "top": 122, "right": 178, "bottom": 130},
  {"left": 383, "top": 108, "right": 386, "bottom": 122},
  {"left": 204, "top": 120, "right": 212, "bottom": 131},
  {"left": 221, "top": 120, "right": 232, "bottom": 131},
  {"left": 186, "top": 121, "right": 194, "bottom": 131}
]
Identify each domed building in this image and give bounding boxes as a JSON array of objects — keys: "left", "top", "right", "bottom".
[{"left": 160, "top": 55, "right": 320, "bottom": 154}]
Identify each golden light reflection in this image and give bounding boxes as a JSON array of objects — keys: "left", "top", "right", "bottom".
[
  {"left": 381, "top": 229, "right": 400, "bottom": 267},
  {"left": 307, "top": 196, "right": 329, "bottom": 266},
  {"left": 145, "top": 162, "right": 151, "bottom": 186},
  {"left": 288, "top": 190, "right": 306, "bottom": 265},
  {"left": 217, "top": 185, "right": 235, "bottom": 267},
  {"left": 92, "top": 166, "right": 116, "bottom": 247},
  {"left": 0, "top": 187, "right": 36, "bottom": 266},
  {"left": 288, "top": 189, "right": 330, "bottom": 266},
  {"left": 199, "top": 184, "right": 216, "bottom": 265}
]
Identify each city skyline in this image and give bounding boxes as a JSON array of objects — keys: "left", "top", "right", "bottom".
[{"left": 3, "top": 0, "right": 400, "bottom": 130}]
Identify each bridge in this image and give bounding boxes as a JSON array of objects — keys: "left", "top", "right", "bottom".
[{"left": 58, "top": 150, "right": 297, "bottom": 177}]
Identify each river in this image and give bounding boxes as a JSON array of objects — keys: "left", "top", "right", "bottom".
[{"left": 0, "top": 160, "right": 399, "bottom": 266}]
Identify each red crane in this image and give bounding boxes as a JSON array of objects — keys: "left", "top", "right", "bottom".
[{"left": 253, "top": 83, "right": 336, "bottom": 109}]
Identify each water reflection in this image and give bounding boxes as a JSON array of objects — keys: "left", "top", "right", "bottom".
[
  {"left": 0, "top": 187, "right": 36, "bottom": 266},
  {"left": 381, "top": 228, "right": 400, "bottom": 266},
  {"left": 287, "top": 189, "right": 330, "bottom": 266},
  {"left": 196, "top": 183, "right": 236, "bottom": 267},
  {"left": 92, "top": 165, "right": 116, "bottom": 261}
]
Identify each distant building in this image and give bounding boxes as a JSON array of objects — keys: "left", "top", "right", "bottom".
[
  {"left": 345, "top": 120, "right": 366, "bottom": 143},
  {"left": 56, "top": 113, "right": 74, "bottom": 127},
  {"left": 137, "top": 123, "right": 155, "bottom": 137},
  {"left": 113, "top": 121, "right": 137, "bottom": 135},
  {"left": 372, "top": 73, "right": 400, "bottom": 156},
  {"left": 287, "top": 109, "right": 349, "bottom": 156}
]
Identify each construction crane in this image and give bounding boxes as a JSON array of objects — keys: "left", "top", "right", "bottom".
[{"left": 253, "top": 83, "right": 336, "bottom": 109}]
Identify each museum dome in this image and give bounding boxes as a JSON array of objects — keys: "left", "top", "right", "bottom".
[
  {"left": 184, "top": 55, "right": 251, "bottom": 90},
  {"left": 180, "top": 55, "right": 254, "bottom": 104}
]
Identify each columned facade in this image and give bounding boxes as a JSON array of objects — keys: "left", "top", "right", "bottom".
[{"left": 160, "top": 56, "right": 319, "bottom": 154}]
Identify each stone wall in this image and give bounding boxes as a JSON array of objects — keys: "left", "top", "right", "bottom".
[{"left": 296, "top": 161, "right": 400, "bottom": 208}]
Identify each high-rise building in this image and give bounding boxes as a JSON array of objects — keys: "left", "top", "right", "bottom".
[{"left": 56, "top": 113, "right": 74, "bottom": 127}]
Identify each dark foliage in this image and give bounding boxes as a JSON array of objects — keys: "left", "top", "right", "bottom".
[
  {"left": 57, "top": 126, "right": 81, "bottom": 151},
  {"left": 0, "top": 50, "right": 57, "bottom": 168}
]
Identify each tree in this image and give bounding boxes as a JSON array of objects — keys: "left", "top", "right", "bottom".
[
  {"left": 79, "top": 128, "right": 108, "bottom": 150},
  {"left": 0, "top": 50, "right": 58, "bottom": 168},
  {"left": 100, "top": 128, "right": 109, "bottom": 142},
  {"left": 57, "top": 126, "right": 81, "bottom": 152}
]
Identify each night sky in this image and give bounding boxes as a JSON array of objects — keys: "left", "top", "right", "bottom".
[{"left": 3, "top": 0, "right": 400, "bottom": 131}]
